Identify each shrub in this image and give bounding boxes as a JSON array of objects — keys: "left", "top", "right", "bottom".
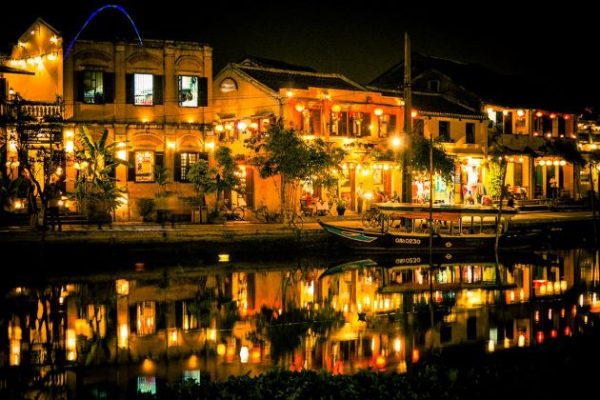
[{"left": 137, "top": 198, "right": 155, "bottom": 222}]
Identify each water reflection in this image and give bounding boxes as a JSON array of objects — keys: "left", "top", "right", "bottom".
[{"left": 1, "top": 248, "right": 599, "bottom": 398}]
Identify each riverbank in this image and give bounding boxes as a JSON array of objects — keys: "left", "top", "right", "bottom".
[{"left": 1, "top": 211, "right": 596, "bottom": 270}]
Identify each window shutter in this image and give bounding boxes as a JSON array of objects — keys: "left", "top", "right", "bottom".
[
  {"left": 153, "top": 75, "right": 164, "bottom": 105},
  {"left": 126, "top": 74, "right": 134, "bottom": 104},
  {"left": 175, "top": 301, "right": 183, "bottom": 328},
  {"left": 155, "top": 152, "right": 164, "bottom": 168},
  {"left": 127, "top": 152, "right": 135, "bottom": 181},
  {"left": 75, "top": 71, "right": 84, "bottom": 103},
  {"left": 129, "top": 304, "right": 137, "bottom": 334},
  {"left": 174, "top": 152, "right": 182, "bottom": 182},
  {"left": 198, "top": 77, "right": 208, "bottom": 107},
  {"left": 103, "top": 72, "right": 114, "bottom": 103},
  {"left": 156, "top": 302, "right": 166, "bottom": 331}
]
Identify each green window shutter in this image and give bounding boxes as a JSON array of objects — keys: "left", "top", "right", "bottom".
[
  {"left": 175, "top": 301, "right": 183, "bottom": 328},
  {"left": 103, "top": 72, "right": 114, "bottom": 103},
  {"left": 174, "top": 152, "right": 182, "bottom": 182},
  {"left": 155, "top": 152, "right": 164, "bottom": 168},
  {"left": 198, "top": 77, "right": 208, "bottom": 107},
  {"left": 129, "top": 304, "right": 137, "bottom": 334},
  {"left": 156, "top": 302, "right": 166, "bottom": 331},
  {"left": 126, "top": 74, "right": 134, "bottom": 104},
  {"left": 127, "top": 152, "right": 135, "bottom": 181},
  {"left": 153, "top": 75, "right": 164, "bottom": 105}
]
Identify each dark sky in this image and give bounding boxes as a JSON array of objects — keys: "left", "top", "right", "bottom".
[{"left": 2, "top": 1, "right": 598, "bottom": 106}]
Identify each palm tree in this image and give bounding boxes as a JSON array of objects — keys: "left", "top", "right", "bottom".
[{"left": 75, "top": 127, "right": 126, "bottom": 225}]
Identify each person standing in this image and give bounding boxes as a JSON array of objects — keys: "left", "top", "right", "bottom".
[
  {"left": 549, "top": 176, "right": 558, "bottom": 200},
  {"left": 356, "top": 183, "right": 364, "bottom": 215},
  {"left": 45, "top": 177, "right": 62, "bottom": 231}
]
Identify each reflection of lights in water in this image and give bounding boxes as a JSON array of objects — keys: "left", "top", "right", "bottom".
[
  {"left": 536, "top": 331, "right": 544, "bottom": 344},
  {"left": 503, "top": 337, "right": 510, "bottom": 348},
  {"left": 240, "top": 346, "right": 249, "bottom": 363},
  {"left": 518, "top": 334, "right": 526, "bottom": 347},
  {"left": 394, "top": 338, "right": 402, "bottom": 353},
  {"left": 412, "top": 349, "right": 420, "bottom": 363},
  {"left": 487, "top": 340, "right": 495, "bottom": 353}
]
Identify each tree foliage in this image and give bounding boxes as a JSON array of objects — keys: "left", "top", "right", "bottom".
[
  {"left": 406, "top": 135, "right": 455, "bottom": 182},
  {"left": 373, "top": 135, "right": 455, "bottom": 182},
  {"left": 246, "top": 124, "right": 343, "bottom": 211},
  {"left": 75, "top": 128, "right": 126, "bottom": 221}
]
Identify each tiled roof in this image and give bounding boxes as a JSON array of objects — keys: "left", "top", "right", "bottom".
[
  {"left": 236, "top": 65, "right": 366, "bottom": 92},
  {"left": 237, "top": 56, "right": 316, "bottom": 72},
  {"left": 413, "top": 92, "right": 484, "bottom": 119},
  {"left": 369, "top": 86, "right": 483, "bottom": 119},
  {"left": 370, "top": 52, "right": 577, "bottom": 112}
]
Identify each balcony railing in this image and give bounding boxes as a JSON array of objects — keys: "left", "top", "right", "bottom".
[{"left": 0, "top": 99, "right": 64, "bottom": 121}]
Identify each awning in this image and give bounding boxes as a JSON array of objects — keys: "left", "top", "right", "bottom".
[{"left": 0, "top": 65, "right": 34, "bottom": 75}]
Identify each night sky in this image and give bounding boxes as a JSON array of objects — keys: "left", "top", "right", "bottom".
[{"left": 2, "top": 1, "right": 598, "bottom": 108}]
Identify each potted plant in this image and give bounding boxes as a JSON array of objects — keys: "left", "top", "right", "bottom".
[{"left": 335, "top": 198, "right": 346, "bottom": 216}]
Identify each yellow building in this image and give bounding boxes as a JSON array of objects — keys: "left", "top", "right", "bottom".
[
  {"left": 63, "top": 38, "right": 213, "bottom": 220},
  {"left": 1, "top": 19, "right": 64, "bottom": 213},
  {"left": 213, "top": 56, "right": 405, "bottom": 214},
  {"left": 371, "top": 53, "right": 583, "bottom": 202},
  {"left": 485, "top": 106, "right": 579, "bottom": 201},
  {"left": 2, "top": 18, "right": 214, "bottom": 221}
]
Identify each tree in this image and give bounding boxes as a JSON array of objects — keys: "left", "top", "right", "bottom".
[
  {"left": 75, "top": 127, "right": 125, "bottom": 225},
  {"left": 212, "top": 146, "right": 241, "bottom": 214},
  {"left": 246, "top": 123, "right": 341, "bottom": 217},
  {"left": 186, "top": 159, "right": 213, "bottom": 209},
  {"left": 406, "top": 135, "right": 455, "bottom": 182}
]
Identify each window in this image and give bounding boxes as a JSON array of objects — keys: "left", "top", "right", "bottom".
[
  {"left": 137, "top": 376, "right": 156, "bottom": 395},
  {"left": 440, "top": 324, "right": 452, "bottom": 343},
  {"left": 183, "top": 370, "right": 201, "bottom": 384},
  {"left": 83, "top": 71, "right": 104, "bottom": 104},
  {"left": 176, "top": 152, "right": 205, "bottom": 182},
  {"left": 219, "top": 78, "right": 237, "bottom": 93},
  {"left": 135, "top": 151, "right": 155, "bottom": 182},
  {"left": 504, "top": 112, "right": 513, "bottom": 134},
  {"left": 413, "top": 118, "right": 424, "bottom": 135},
  {"left": 181, "top": 301, "right": 199, "bottom": 331},
  {"left": 300, "top": 109, "right": 321, "bottom": 134},
  {"left": 137, "top": 301, "right": 156, "bottom": 335},
  {"left": 427, "top": 79, "right": 440, "bottom": 93},
  {"left": 179, "top": 76, "right": 199, "bottom": 107},
  {"left": 134, "top": 74, "right": 153, "bottom": 105},
  {"left": 558, "top": 117, "right": 566, "bottom": 135},
  {"left": 439, "top": 121, "right": 450, "bottom": 141},
  {"left": 180, "top": 152, "right": 198, "bottom": 181},
  {"left": 514, "top": 162, "right": 523, "bottom": 187},
  {"left": 466, "top": 122, "right": 475, "bottom": 144}
]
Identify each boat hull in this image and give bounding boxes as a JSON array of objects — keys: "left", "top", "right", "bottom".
[{"left": 318, "top": 220, "right": 537, "bottom": 252}]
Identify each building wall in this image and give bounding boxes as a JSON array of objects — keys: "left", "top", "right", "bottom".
[
  {"left": 213, "top": 65, "right": 406, "bottom": 213},
  {"left": 6, "top": 20, "right": 63, "bottom": 102},
  {"left": 62, "top": 39, "right": 213, "bottom": 220}
]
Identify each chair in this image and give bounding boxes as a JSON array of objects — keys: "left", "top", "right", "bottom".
[{"left": 300, "top": 199, "right": 313, "bottom": 216}]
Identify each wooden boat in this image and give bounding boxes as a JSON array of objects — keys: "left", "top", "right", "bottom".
[
  {"left": 318, "top": 203, "right": 540, "bottom": 252},
  {"left": 320, "top": 252, "right": 525, "bottom": 294}
]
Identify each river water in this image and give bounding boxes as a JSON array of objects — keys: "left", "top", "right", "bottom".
[{"left": 1, "top": 246, "right": 599, "bottom": 398}]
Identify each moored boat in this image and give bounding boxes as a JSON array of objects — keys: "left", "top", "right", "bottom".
[{"left": 318, "top": 203, "right": 539, "bottom": 252}]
